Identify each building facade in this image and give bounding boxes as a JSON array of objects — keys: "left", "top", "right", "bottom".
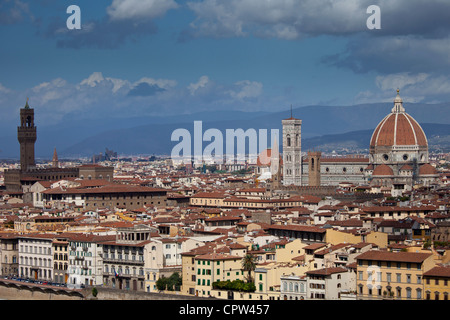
[
  {"left": 0, "top": 234, "right": 19, "bottom": 277},
  {"left": 423, "top": 266, "right": 450, "bottom": 300},
  {"left": 355, "top": 250, "right": 435, "bottom": 300},
  {"left": 18, "top": 234, "right": 54, "bottom": 282}
]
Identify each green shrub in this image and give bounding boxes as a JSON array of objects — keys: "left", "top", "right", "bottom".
[{"left": 212, "top": 279, "right": 255, "bottom": 292}]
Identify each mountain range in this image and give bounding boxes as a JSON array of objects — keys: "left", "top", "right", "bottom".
[{"left": 0, "top": 102, "right": 449, "bottom": 159}]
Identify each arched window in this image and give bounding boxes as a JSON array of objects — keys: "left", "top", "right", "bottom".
[{"left": 286, "top": 135, "right": 291, "bottom": 147}]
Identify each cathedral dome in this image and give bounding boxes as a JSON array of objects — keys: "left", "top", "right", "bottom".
[
  {"left": 370, "top": 90, "right": 428, "bottom": 149},
  {"left": 419, "top": 163, "right": 437, "bottom": 175},
  {"left": 372, "top": 164, "right": 394, "bottom": 176}
]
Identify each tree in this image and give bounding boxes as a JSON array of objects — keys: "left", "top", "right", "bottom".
[
  {"left": 241, "top": 254, "right": 257, "bottom": 283},
  {"left": 168, "top": 272, "right": 182, "bottom": 291},
  {"left": 156, "top": 272, "right": 182, "bottom": 292}
]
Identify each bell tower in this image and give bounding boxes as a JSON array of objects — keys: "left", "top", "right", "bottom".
[
  {"left": 307, "top": 151, "right": 321, "bottom": 186},
  {"left": 17, "top": 99, "right": 37, "bottom": 171},
  {"left": 282, "top": 106, "right": 302, "bottom": 186}
]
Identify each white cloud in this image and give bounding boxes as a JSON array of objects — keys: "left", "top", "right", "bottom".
[
  {"left": 186, "top": 0, "right": 450, "bottom": 40},
  {"left": 356, "top": 72, "right": 450, "bottom": 104},
  {"left": 135, "top": 77, "right": 177, "bottom": 90},
  {"left": 107, "top": 0, "right": 178, "bottom": 21},
  {"left": 188, "top": 76, "right": 210, "bottom": 95},
  {"left": 229, "top": 80, "right": 263, "bottom": 100},
  {"left": 185, "top": 0, "right": 372, "bottom": 39},
  {"left": 0, "top": 83, "right": 11, "bottom": 94},
  {"left": 79, "top": 72, "right": 106, "bottom": 87},
  {"left": 375, "top": 73, "right": 430, "bottom": 91}
]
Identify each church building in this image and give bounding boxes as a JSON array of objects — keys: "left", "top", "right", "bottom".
[{"left": 259, "top": 90, "right": 439, "bottom": 191}]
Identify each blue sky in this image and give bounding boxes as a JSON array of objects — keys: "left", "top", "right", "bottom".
[{"left": 1, "top": 0, "right": 450, "bottom": 131}]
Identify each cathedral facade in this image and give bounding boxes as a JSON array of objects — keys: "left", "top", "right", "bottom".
[{"left": 274, "top": 90, "right": 439, "bottom": 189}]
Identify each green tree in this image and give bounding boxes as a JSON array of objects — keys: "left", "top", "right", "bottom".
[
  {"left": 241, "top": 254, "right": 257, "bottom": 283},
  {"left": 156, "top": 272, "right": 182, "bottom": 292},
  {"left": 156, "top": 276, "right": 168, "bottom": 291}
]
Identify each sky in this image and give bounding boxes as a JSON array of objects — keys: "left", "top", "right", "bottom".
[{"left": 1, "top": 0, "right": 450, "bottom": 131}]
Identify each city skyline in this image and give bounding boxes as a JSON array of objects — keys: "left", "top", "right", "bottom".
[{"left": 0, "top": 1, "right": 449, "bottom": 306}]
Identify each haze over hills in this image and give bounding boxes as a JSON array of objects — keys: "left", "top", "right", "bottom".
[{"left": 0, "top": 102, "right": 449, "bottom": 159}]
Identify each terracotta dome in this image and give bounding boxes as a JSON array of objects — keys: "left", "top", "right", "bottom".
[
  {"left": 257, "top": 148, "right": 272, "bottom": 166},
  {"left": 372, "top": 164, "right": 394, "bottom": 176},
  {"left": 399, "top": 164, "right": 413, "bottom": 171},
  {"left": 419, "top": 163, "right": 437, "bottom": 175},
  {"left": 370, "top": 90, "right": 427, "bottom": 148},
  {"left": 256, "top": 148, "right": 283, "bottom": 166}
]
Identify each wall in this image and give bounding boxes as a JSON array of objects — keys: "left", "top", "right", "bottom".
[{"left": 0, "top": 280, "right": 213, "bottom": 300}]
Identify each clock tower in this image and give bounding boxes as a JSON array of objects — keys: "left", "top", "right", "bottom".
[{"left": 17, "top": 99, "right": 37, "bottom": 171}]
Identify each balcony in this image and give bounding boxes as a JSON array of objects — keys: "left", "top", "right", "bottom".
[{"left": 102, "top": 257, "right": 144, "bottom": 266}]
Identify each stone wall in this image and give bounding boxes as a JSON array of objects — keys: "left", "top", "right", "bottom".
[{"left": 0, "top": 280, "right": 214, "bottom": 300}]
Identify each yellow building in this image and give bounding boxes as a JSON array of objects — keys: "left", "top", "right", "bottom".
[
  {"left": 275, "top": 239, "right": 308, "bottom": 263},
  {"left": 423, "top": 266, "right": 450, "bottom": 300},
  {"left": 253, "top": 261, "right": 309, "bottom": 300},
  {"left": 356, "top": 250, "right": 435, "bottom": 300},
  {"left": 181, "top": 251, "right": 197, "bottom": 296},
  {"left": 190, "top": 192, "right": 226, "bottom": 207},
  {"left": 194, "top": 253, "right": 244, "bottom": 298},
  {"left": 326, "top": 229, "right": 388, "bottom": 249}
]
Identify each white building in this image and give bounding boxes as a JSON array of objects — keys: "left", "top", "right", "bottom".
[
  {"left": 67, "top": 234, "right": 113, "bottom": 289},
  {"left": 305, "top": 267, "right": 356, "bottom": 300},
  {"left": 18, "top": 234, "right": 54, "bottom": 281},
  {"left": 280, "top": 274, "right": 307, "bottom": 300}
]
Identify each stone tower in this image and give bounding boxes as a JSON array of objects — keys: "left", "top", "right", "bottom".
[
  {"left": 17, "top": 99, "right": 37, "bottom": 172},
  {"left": 308, "top": 151, "right": 321, "bottom": 187},
  {"left": 282, "top": 107, "right": 302, "bottom": 186},
  {"left": 52, "top": 148, "right": 59, "bottom": 168}
]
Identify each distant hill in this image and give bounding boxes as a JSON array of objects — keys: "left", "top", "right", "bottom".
[{"left": 0, "top": 101, "right": 449, "bottom": 159}]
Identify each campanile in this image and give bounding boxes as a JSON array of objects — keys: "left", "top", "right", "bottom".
[{"left": 17, "top": 99, "right": 37, "bottom": 171}]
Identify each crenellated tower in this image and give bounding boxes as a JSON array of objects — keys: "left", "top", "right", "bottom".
[{"left": 17, "top": 99, "right": 37, "bottom": 171}]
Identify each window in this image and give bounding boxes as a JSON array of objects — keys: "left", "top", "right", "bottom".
[{"left": 416, "top": 289, "right": 422, "bottom": 300}]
